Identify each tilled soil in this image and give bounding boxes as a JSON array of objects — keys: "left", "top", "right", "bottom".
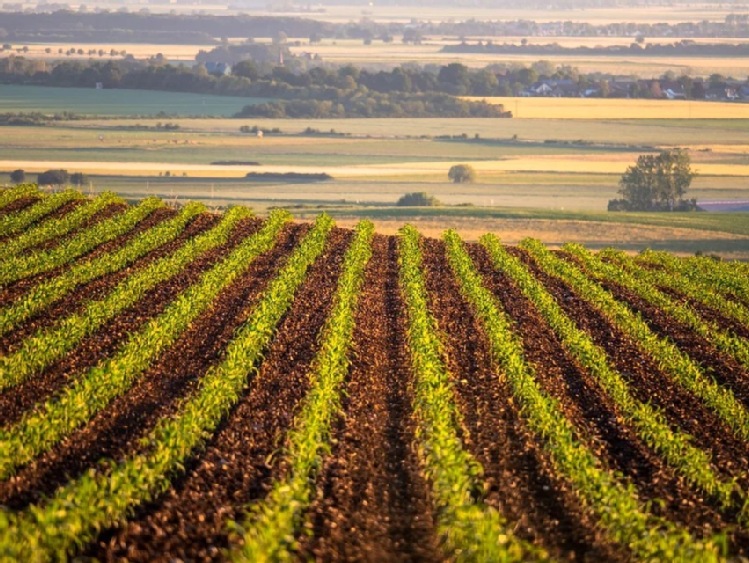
[
  {"left": 0, "top": 222, "right": 307, "bottom": 510},
  {"left": 514, "top": 249, "right": 749, "bottom": 523},
  {"left": 29, "top": 202, "right": 127, "bottom": 254},
  {"left": 86, "top": 228, "right": 351, "bottom": 562},
  {"left": 467, "top": 244, "right": 733, "bottom": 540},
  {"left": 0, "top": 216, "right": 259, "bottom": 428},
  {"left": 0, "top": 196, "right": 38, "bottom": 218},
  {"left": 0, "top": 212, "right": 221, "bottom": 354},
  {"left": 0, "top": 198, "right": 85, "bottom": 245},
  {"left": 0, "top": 205, "right": 170, "bottom": 303},
  {"left": 300, "top": 235, "right": 440, "bottom": 562},
  {"left": 420, "top": 238, "right": 622, "bottom": 561}
]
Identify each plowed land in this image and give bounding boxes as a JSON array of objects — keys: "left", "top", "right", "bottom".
[{"left": 2, "top": 187, "right": 749, "bottom": 561}]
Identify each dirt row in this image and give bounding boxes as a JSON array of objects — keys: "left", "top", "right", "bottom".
[
  {"left": 0, "top": 196, "right": 38, "bottom": 219},
  {"left": 85, "top": 227, "right": 351, "bottom": 561},
  {"left": 1, "top": 211, "right": 222, "bottom": 354},
  {"left": 0, "top": 219, "right": 298, "bottom": 511},
  {"left": 0, "top": 215, "right": 258, "bottom": 427},
  {"left": 299, "top": 235, "right": 439, "bottom": 562},
  {"left": 419, "top": 238, "right": 623, "bottom": 561},
  {"left": 513, "top": 248, "right": 749, "bottom": 539},
  {"left": 0, "top": 204, "right": 169, "bottom": 303}
]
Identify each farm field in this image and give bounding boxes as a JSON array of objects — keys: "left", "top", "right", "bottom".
[{"left": 2, "top": 186, "right": 749, "bottom": 560}]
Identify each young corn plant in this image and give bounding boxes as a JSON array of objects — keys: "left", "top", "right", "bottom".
[
  {"left": 0, "top": 201, "right": 205, "bottom": 342},
  {"left": 232, "top": 220, "right": 374, "bottom": 561},
  {"left": 635, "top": 250, "right": 749, "bottom": 309},
  {"left": 479, "top": 233, "right": 739, "bottom": 512},
  {"left": 0, "top": 213, "right": 334, "bottom": 561},
  {"left": 395, "top": 225, "right": 544, "bottom": 562},
  {"left": 565, "top": 243, "right": 749, "bottom": 371},
  {"left": 0, "top": 189, "right": 83, "bottom": 238},
  {"left": 522, "top": 239, "right": 749, "bottom": 450},
  {"left": 446, "top": 231, "right": 723, "bottom": 562},
  {"left": 0, "top": 191, "right": 123, "bottom": 259},
  {"left": 0, "top": 209, "right": 290, "bottom": 479},
  {"left": 0, "top": 205, "right": 251, "bottom": 387},
  {"left": 606, "top": 248, "right": 749, "bottom": 336},
  {"left": 0, "top": 196, "right": 163, "bottom": 286},
  {"left": 0, "top": 184, "right": 41, "bottom": 210}
]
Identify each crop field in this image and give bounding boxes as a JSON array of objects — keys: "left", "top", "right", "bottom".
[{"left": 2, "top": 185, "right": 749, "bottom": 560}]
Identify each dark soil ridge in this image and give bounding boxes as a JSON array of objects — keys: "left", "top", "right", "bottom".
[
  {"left": 21, "top": 201, "right": 126, "bottom": 255},
  {"left": 0, "top": 204, "right": 171, "bottom": 304},
  {"left": 468, "top": 244, "right": 731, "bottom": 539},
  {"left": 300, "top": 235, "right": 440, "bottom": 562},
  {"left": 86, "top": 228, "right": 351, "bottom": 562},
  {"left": 0, "top": 196, "right": 39, "bottom": 219},
  {"left": 0, "top": 212, "right": 221, "bottom": 355},
  {"left": 0, "top": 199, "right": 84, "bottom": 247},
  {"left": 513, "top": 248, "right": 749, "bottom": 524},
  {"left": 563, "top": 253, "right": 749, "bottom": 413},
  {"left": 0, "top": 222, "right": 304, "bottom": 510},
  {"left": 419, "top": 238, "right": 623, "bottom": 561},
  {"left": 0, "top": 216, "right": 259, "bottom": 428}
]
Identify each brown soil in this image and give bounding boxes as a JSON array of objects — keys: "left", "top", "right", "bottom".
[
  {"left": 514, "top": 248, "right": 749, "bottom": 522},
  {"left": 86, "top": 228, "right": 351, "bottom": 562},
  {"left": 467, "top": 244, "right": 734, "bottom": 541},
  {"left": 0, "top": 196, "right": 38, "bottom": 218},
  {"left": 0, "top": 222, "right": 305, "bottom": 509},
  {"left": 420, "top": 237, "right": 623, "bottom": 561},
  {"left": 0, "top": 212, "right": 221, "bottom": 354},
  {"left": 0, "top": 205, "right": 170, "bottom": 303},
  {"left": 565, "top": 254, "right": 749, "bottom": 410},
  {"left": 299, "top": 235, "right": 440, "bottom": 562},
  {"left": 26, "top": 202, "right": 126, "bottom": 254},
  {"left": 0, "top": 216, "right": 258, "bottom": 427}
]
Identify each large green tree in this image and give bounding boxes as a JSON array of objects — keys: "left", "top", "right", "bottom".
[{"left": 616, "top": 149, "right": 695, "bottom": 211}]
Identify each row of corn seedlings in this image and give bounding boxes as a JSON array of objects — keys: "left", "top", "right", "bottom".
[
  {"left": 234, "top": 220, "right": 374, "bottom": 560},
  {"left": 0, "top": 191, "right": 123, "bottom": 259},
  {"left": 445, "top": 231, "right": 722, "bottom": 561},
  {"left": 0, "top": 196, "right": 163, "bottom": 286},
  {"left": 0, "top": 205, "right": 251, "bottom": 389},
  {"left": 564, "top": 243, "right": 749, "bottom": 371},
  {"left": 0, "top": 214, "right": 334, "bottom": 561},
  {"left": 480, "top": 234, "right": 739, "bottom": 512},
  {"left": 0, "top": 184, "right": 41, "bottom": 210},
  {"left": 522, "top": 239, "right": 749, "bottom": 446},
  {"left": 0, "top": 209, "right": 290, "bottom": 479},
  {"left": 0, "top": 201, "right": 205, "bottom": 342},
  {"left": 398, "top": 225, "right": 542, "bottom": 562},
  {"left": 0, "top": 189, "right": 83, "bottom": 238}
]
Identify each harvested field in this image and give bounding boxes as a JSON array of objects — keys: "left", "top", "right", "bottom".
[{"left": 2, "top": 186, "right": 749, "bottom": 560}]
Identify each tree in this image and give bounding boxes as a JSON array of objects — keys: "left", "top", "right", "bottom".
[
  {"left": 613, "top": 149, "right": 695, "bottom": 211},
  {"left": 396, "top": 192, "right": 441, "bottom": 206},
  {"left": 9, "top": 169, "right": 25, "bottom": 184},
  {"left": 70, "top": 172, "right": 88, "bottom": 186},
  {"left": 448, "top": 164, "right": 476, "bottom": 184},
  {"left": 38, "top": 169, "right": 69, "bottom": 185}
]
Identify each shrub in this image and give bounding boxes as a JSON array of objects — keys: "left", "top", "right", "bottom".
[{"left": 396, "top": 192, "right": 441, "bottom": 206}]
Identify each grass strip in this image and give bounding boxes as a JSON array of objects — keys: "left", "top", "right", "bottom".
[
  {"left": 0, "top": 201, "right": 205, "bottom": 341},
  {"left": 522, "top": 238, "right": 749, "bottom": 446},
  {"left": 0, "top": 205, "right": 251, "bottom": 388},
  {"left": 231, "top": 221, "right": 374, "bottom": 561},
  {"left": 0, "top": 213, "right": 332, "bottom": 560},
  {"left": 448, "top": 231, "right": 722, "bottom": 561},
  {"left": 0, "top": 192, "right": 123, "bottom": 259},
  {"left": 0, "top": 184, "right": 40, "bottom": 210},
  {"left": 0, "top": 209, "right": 291, "bottom": 479},
  {"left": 395, "top": 225, "right": 543, "bottom": 562},
  {"left": 480, "top": 234, "right": 738, "bottom": 511},
  {"left": 0, "top": 190, "right": 83, "bottom": 238},
  {"left": 0, "top": 196, "right": 163, "bottom": 286}
]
